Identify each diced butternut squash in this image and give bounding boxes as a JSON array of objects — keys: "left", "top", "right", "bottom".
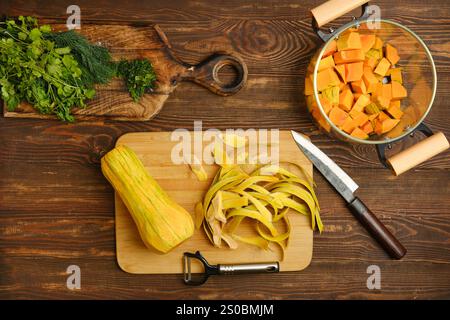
[
  {"left": 389, "top": 100, "right": 401, "bottom": 109},
  {"left": 322, "top": 86, "right": 340, "bottom": 106},
  {"left": 316, "top": 68, "right": 341, "bottom": 91},
  {"left": 318, "top": 55, "right": 336, "bottom": 71},
  {"left": 334, "top": 49, "right": 365, "bottom": 64},
  {"left": 374, "top": 95, "right": 391, "bottom": 110},
  {"left": 334, "top": 65, "right": 346, "bottom": 83},
  {"left": 362, "top": 67, "right": 379, "bottom": 93},
  {"left": 323, "top": 40, "right": 337, "bottom": 57},
  {"left": 373, "top": 83, "right": 392, "bottom": 101},
  {"left": 364, "top": 57, "right": 378, "bottom": 71},
  {"left": 375, "top": 118, "right": 400, "bottom": 135},
  {"left": 387, "top": 104, "right": 404, "bottom": 119},
  {"left": 360, "top": 34, "right": 376, "bottom": 53},
  {"left": 374, "top": 58, "right": 391, "bottom": 77},
  {"left": 329, "top": 107, "right": 349, "bottom": 127},
  {"left": 353, "top": 92, "right": 362, "bottom": 100},
  {"left": 350, "top": 127, "right": 369, "bottom": 139},
  {"left": 352, "top": 94, "right": 371, "bottom": 112},
  {"left": 373, "top": 37, "right": 383, "bottom": 50},
  {"left": 337, "top": 32, "right": 362, "bottom": 51},
  {"left": 304, "top": 76, "right": 314, "bottom": 96},
  {"left": 304, "top": 29, "right": 407, "bottom": 138},
  {"left": 317, "top": 114, "right": 332, "bottom": 132},
  {"left": 364, "top": 57, "right": 378, "bottom": 70},
  {"left": 349, "top": 109, "right": 369, "bottom": 127},
  {"left": 319, "top": 97, "right": 333, "bottom": 115},
  {"left": 378, "top": 111, "right": 390, "bottom": 122},
  {"left": 351, "top": 80, "right": 367, "bottom": 94},
  {"left": 385, "top": 43, "right": 400, "bottom": 65},
  {"left": 339, "top": 88, "right": 354, "bottom": 111},
  {"left": 341, "top": 117, "right": 358, "bottom": 134},
  {"left": 345, "top": 62, "right": 364, "bottom": 82},
  {"left": 361, "top": 121, "right": 374, "bottom": 134},
  {"left": 388, "top": 68, "right": 403, "bottom": 84},
  {"left": 391, "top": 81, "right": 407, "bottom": 99},
  {"left": 365, "top": 103, "right": 380, "bottom": 115}
]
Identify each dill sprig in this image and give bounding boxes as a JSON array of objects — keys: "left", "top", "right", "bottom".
[{"left": 44, "top": 30, "right": 117, "bottom": 88}]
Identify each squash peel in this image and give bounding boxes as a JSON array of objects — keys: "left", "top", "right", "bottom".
[{"left": 197, "top": 160, "right": 322, "bottom": 260}]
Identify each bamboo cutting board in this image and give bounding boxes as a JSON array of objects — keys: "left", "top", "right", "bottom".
[
  {"left": 115, "top": 131, "right": 313, "bottom": 274},
  {"left": 3, "top": 24, "right": 247, "bottom": 121}
]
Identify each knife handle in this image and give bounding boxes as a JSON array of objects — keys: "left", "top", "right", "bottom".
[{"left": 348, "top": 197, "right": 407, "bottom": 259}]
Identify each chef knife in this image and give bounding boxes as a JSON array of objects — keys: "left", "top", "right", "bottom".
[{"left": 291, "top": 130, "right": 407, "bottom": 259}]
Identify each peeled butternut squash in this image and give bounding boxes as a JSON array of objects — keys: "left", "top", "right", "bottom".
[{"left": 101, "top": 145, "right": 194, "bottom": 253}]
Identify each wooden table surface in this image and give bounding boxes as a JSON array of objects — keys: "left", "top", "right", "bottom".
[{"left": 0, "top": 0, "right": 449, "bottom": 299}]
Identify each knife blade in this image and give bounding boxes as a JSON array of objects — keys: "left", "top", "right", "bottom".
[{"left": 291, "top": 130, "right": 407, "bottom": 259}]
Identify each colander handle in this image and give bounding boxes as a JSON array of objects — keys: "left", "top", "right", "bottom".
[
  {"left": 386, "top": 131, "right": 449, "bottom": 176},
  {"left": 311, "top": 0, "right": 370, "bottom": 28}
]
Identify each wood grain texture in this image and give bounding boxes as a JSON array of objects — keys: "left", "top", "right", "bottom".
[{"left": 0, "top": 0, "right": 449, "bottom": 299}]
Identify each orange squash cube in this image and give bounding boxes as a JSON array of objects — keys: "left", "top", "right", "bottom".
[
  {"left": 360, "top": 34, "right": 376, "bottom": 53},
  {"left": 364, "top": 57, "right": 378, "bottom": 70},
  {"left": 390, "top": 100, "right": 401, "bottom": 109},
  {"left": 334, "top": 49, "right": 365, "bottom": 64},
  {"left": 337, "top": 32, "right": 362, "bottom": 51},
  {"left": 323, "top": 40, "right": 337, "bottom": 58},
  {"left": 322, "top": 86, "right": 340, "bottom": 105},
  {"left": 329, "top": 107, "right": 349, "bottom": 127},
  {"left": 388, "top": 68, "right": 403, "bottom": 84},
  {"left": 361, "top": 121, "right": 374, "bottom": 134},
  {"left": 339, "top": 88, "right": 354, "bottom": 111},
  {"left": 318, "top": 55, "right": 336, "bottom": 71},
  {"left": 374, "top": 95, "right": 391, "bottom": 110},
  {"left": 350, "top": 127, "right": 369, "bottom": 139},
  {"left": 353, "top": 92, "right": 362, "bottom": 100},
  {"left": 345, "top": 62, "right": 364, "bottom": 82},
  {"left": 385, "top": 43, "right": 400, "bottom": 65},
  {"left": 352, "top": 94, "right": 371, "bottom": 112},
  {"left": 316, "top": 68, "right": 341, "bottom": 91},
  {"left": 319, "top": 96, "right": 333, "bottom": 115},
  {"left": 334, "top": 65, "right": 346, "bottom": 83},
  {"left": 377, "top": 111, "right": 390, "bottom": 122},
  {"left": 351, "top": 80, "right": 367, "bottom": 94},
  {"left": 373, "top": 37, "right": 384, "bottom": 50},
  {"left": 375, "top": 118, "right": 400, "bottom": 135},
  {"left": 374, "top": 58, "right": 391, "bottom": 77},
  {"left": 362, "top": 68, "right": 379, "bottom": 93},
  {"left": 349, "top": 109, "right": 369, "bottom": 127},
  {"left": 341, "top": 117, "right": 358, "bottom": 134},
  {"left": 391, "top": 81, "right": 407, "bottom": 99},
  {"left": 387, "top": 104, "right": 404, "bottom": 119}
]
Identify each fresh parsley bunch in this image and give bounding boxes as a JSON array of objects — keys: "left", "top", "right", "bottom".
[
  {"left": 0, "top": 16, "right": 95, "bottom": 122},
  {"left": 117, "top": 59, "right": 156, "bottom": 102}
]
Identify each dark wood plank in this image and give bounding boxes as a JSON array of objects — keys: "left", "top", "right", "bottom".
[{"left": 0, "top": 0, "right": 449, "bottom": 299}]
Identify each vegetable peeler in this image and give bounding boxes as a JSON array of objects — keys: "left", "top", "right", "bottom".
[{"left": 183, "top": 251, "right": 279, "bottom": 286}]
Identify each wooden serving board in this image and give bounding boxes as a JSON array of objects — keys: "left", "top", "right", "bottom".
[
  {"left": 115, "top": 131, "right": 313, "bottom": 274},
  {"left": 3, "top": 24, "right": 247, "bottom": 121}
]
